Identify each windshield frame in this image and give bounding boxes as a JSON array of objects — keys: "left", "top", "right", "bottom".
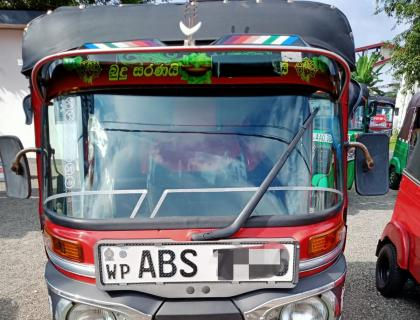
[{"left": 35, "top": 46, "right": 349, "bottom": 230}]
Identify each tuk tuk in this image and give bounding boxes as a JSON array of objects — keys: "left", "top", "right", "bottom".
[
  {"left": 376, "top": 93, "right": 420, "bottom": 296},
  {"left": 368, "top": 96, "right": 396, "bottom": 137},
  {"left": 389, "top": 93, "right": 420, "bottom": 189},
  {"left": 0, "top": 1, "right": 389, "bottom": 319},
  {"left": 347, "top": 82, "right": 369, "bottom": 189}
]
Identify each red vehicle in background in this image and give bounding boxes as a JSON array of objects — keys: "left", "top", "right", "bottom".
[
  {"left": 368, "top": 96, "right": 396, "bottom": 137},
  {"left": 376, "top": 93, "right": 420, "bottom": 297}
]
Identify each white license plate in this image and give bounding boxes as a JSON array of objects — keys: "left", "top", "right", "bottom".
[{"left": 97, "top": 240, "right": 297, "bottom": 285}]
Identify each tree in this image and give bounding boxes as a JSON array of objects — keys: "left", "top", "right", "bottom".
[
  {"left": 352, "top": 53, "right": 385, "bottom": 95},
  {"left": 376, "top": 0, "right": 420, "bottom": 92}
]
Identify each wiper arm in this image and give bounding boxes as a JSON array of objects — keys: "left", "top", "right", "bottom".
[{"left": 191, "top": 107, "right": 320, "bottom": 241}]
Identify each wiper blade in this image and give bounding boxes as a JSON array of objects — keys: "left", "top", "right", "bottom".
[{"left": 191, "top": 107, "right": 320, "bottom": 241}]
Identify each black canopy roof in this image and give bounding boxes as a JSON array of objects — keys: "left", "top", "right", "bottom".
[
  {"left": 408, "top": 92, "right": 420, "bottom": 110},
  {"left": 370, "top": 95, "right": 396, "bottom": 106},
  {"left": 22, "top": 0, "right": 355, "bottom": 75}
]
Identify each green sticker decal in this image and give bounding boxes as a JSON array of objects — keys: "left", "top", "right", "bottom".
[
  {"left": 311, "top": 57, "right": 329, "bottom": 74},
  {"left": 295, "top": 57, "right": 318, "bottom": 83},
  {"left": 63, "top": 57, "right": 102, "bottom": 84},
  {"left": 273, "top": 61, "right": 289, "bottom": 76},
  {"left": 108, "top": 63, "right": 180, "bottom": 81},
  {"left": 117, "top": 53, "right": 178, "bottom": 64},
  {"left": 114, "top": 52, "right": 211, "bottom": 84},
  {"left": 109, "top": 64, "right": 128, "bottom": 81},
  {"left": 179, "top": 53, "right": 212, "bottom": 84}
]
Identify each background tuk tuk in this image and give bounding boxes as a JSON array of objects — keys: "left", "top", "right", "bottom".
[
  {"left": 347, "top": 81, "right": 369, "bottom": 189},
  {"left": 389, "top": 92, "right": 420, "bottom": 189},
  {"left": 376, "top": 93, "right": 420, "bottom": 296},
  {"left": 368, "top": 96, "right": 396, "bottom": 137}
]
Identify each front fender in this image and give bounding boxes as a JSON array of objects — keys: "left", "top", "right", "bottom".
[
  {"left": 389, "top": 157, "right": 401, "bottom": 174},
  {"left": 377, "top": 221, "right": 410, "bottom": 270}
]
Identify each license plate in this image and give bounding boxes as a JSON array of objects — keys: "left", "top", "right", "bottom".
[{"left": 96, "top": 240, "right": 297, "bottom": 285}]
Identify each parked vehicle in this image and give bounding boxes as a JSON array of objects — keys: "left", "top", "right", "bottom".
[
  {"left": 368, "top": 96, "right": 396, "bottom": 137},
  {"left": 389, "top": 93, "right": 420, "bottom": 189},
  {"left": 347, "top": 82, "right": 369, "bottom": 189},
  {"left": 376, "top": 94, "right": 420, "bottom": 296},
  {"left": 0, "top": 2, "right": 389, "bottom": 320}
]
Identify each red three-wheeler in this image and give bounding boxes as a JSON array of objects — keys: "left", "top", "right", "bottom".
[
  {"left": 376, "top": 92, "right": 420, "bottom": 296},
  {"left": 0, "top": 1, "right": 389, "bottom": 320}
]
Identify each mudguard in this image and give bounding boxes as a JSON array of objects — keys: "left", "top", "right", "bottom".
[
  {"left": 390, "top": 157, "right": 401, "bottom": 175},
  {"left": 377, "top": 221, "right": 410, "bottom": 270}
]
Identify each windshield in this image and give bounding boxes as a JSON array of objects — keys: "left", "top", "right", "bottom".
[
  {"left": 369, "top": 102, "right": 394, "bottom": 131},
  {"left": 349, "top": 104, "right": 365, "bottom": 131},
  {"left": 44, "top": 92, "right": 343, "bottom": 221}
]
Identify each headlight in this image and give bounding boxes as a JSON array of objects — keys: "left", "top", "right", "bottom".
[
  {"left": 245, "top": 290, "right": 338, "bottom": 320},
  {"left": 279, "top": 297, "right": 328, "bottom": 320},
  {"left": 67, "top": 304, "right": 130, "bottom": 320}
]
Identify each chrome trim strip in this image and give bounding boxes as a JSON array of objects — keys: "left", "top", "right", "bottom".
[
  {"left": 44, "top": 189, "right": 148, "bottom": 204},
  {"left": 47, "top": 279, "right": 152, "bottom": 320},
  {"left": 47, "top": 248, "right": 95, "bottom": 278},
  {"left": 150, "top": 186, "right": 343, "bottom": 218},
  {"left": 299, "top": 235, "right": 345, "bottom": 272},
  {"left": 130, "top": 191, "right": 148, "bottom": 218},
  {"left": 44, "top": 189, "right": 148, "bottom": 219},
  {"left": 404, "top": 169, "right": 420, "bottom": 186}
]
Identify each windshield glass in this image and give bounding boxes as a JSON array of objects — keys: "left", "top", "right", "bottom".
[
  {"left": 349, "top": 104, "right": 365, "bottom": 131},
  {"left": 369, "top": 102, "right": 394, "bottom": 131},
  {"left": 44, "top": 92, "right": 343, "bottom": 221}
]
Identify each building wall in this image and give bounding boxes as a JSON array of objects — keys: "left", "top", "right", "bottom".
[
  {"left": 0, "top": 27, "right": 34, "bottom": 149},
  {"left": 394, "top": 79, "right": 419, "bottom": 131}
]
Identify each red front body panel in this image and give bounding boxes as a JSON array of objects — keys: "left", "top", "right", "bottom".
[
  {"left": 383, "top": 174, "right": 420, "bottom": 283},
  {"left": 44, "top": 212, "right": 344, "bottom": 267}
]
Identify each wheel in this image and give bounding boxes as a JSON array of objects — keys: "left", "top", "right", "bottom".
[
  {"left": 389, "top": 167, "right": 401, "bottom": 190},
  {"left": 376, "top": 243, "right": 407, "bottom": 297}
]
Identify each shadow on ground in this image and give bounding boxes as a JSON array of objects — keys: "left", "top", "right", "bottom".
[
  {"left": 344, "top": 261, "right": 420, "bottom": 320},
  {"left": 0, "top": 298, "right": 19, "bottom": 320},
  {"left": 347, "top": 189, "right": 398, "bottom": 216},
  {"left": 0, "top": 188, "right": 40, "bottom": 238}
]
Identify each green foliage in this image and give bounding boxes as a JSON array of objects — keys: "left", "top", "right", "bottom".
[
  {"left": 376, "top": 0, "right": 420, "bottom": 92},
  {"left": 0, "top": 1, "right": 76, "bottom": 9},
  {"left": 0, "top": 0, "right": 143, "bottom": 9},
  {"left": 352, "top": 54, "right": 385, "bottom": 95}
]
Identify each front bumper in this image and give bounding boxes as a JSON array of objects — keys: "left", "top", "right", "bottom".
[{"left": 46, "top": 254, "right": 346, "bottom": 320}]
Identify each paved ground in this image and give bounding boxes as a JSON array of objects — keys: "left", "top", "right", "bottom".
[
  {"left": 0, "top": 185, "right": 419, "bottom": 319},
  {"left": 344, "top": 190, "right": 420, "bottom": 319}
]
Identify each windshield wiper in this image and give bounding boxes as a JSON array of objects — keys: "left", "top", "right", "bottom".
[{"left": 191, "top": 107, "right": 320, "bottom": 241}]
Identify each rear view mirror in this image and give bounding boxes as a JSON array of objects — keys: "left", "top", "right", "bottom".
[
  {"left": 348, "top": 80, "right": 362, "bottom": 116},
  {"left": 23, "top": 95, "right": 33, "bottom": 125},
  {"left": 355, "top": 133, "right": 389, "bottom": 196},
  {"left": 348, "top": 80, "right": 369, "bottom": 117},
  {"left": 0, "top": 136, "right": 31, "bottom": 199}
]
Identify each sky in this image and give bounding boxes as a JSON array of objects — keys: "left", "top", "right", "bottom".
[
  {"left": 311, "top": 0, "right": 408, "bottom": 86},
  {"left": 312, "top": 0, "right": 407, "bottom": 48}
]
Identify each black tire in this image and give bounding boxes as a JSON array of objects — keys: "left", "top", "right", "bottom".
[
  {"left": 376, "top": 243, "right": 407, "bottom": 297},
  {"left": 389, "top": 167, "right": 401, "bottom": 190}
]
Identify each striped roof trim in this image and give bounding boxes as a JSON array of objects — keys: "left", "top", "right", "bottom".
[
  {"left": 81, "top": 39, "right": 164, "bottom": 49},
  {"left": 215, "top": 34, "right": 307, "bottom": 47}
]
